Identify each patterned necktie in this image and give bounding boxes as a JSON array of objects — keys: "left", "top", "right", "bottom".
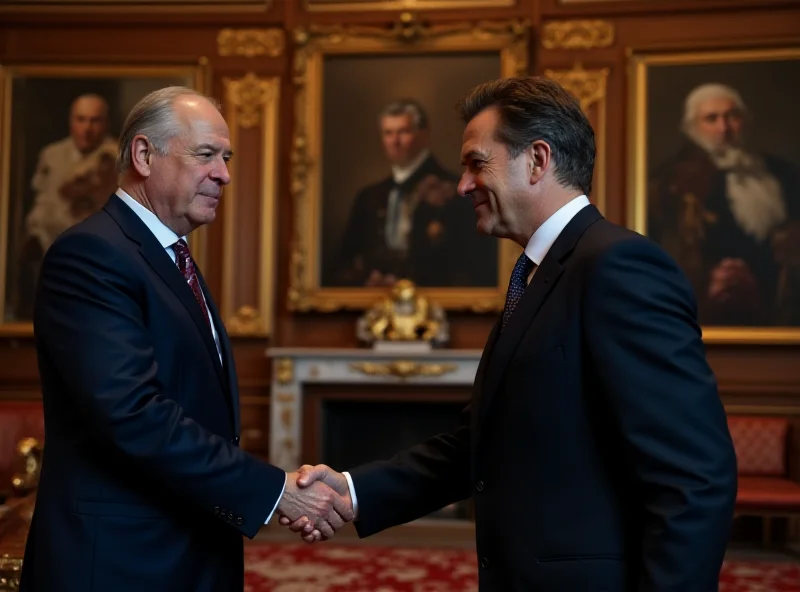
[
  {"left": 172, "top": 239, "right": 211, "bottom": 328},
  {"left": 501, "top": 252, "right": 535, "bottom": 332}
]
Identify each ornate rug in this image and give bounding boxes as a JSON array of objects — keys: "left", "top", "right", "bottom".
[{"left": 243, "top": 543, "right": 800, "bottom": 591}]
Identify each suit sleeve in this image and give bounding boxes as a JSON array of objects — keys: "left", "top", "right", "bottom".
[
  {"left": 583, "top": 238, "right": 737, "bottom": 591},
  {"left": 348, "top": 402, "right": 472, "bottom": 537},
  {"left": 34, "top": 231, "right": 286, "bottom": 539}
]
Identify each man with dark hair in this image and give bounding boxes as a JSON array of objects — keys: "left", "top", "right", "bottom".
[
  {"left": 286, "top": 76, "right": 737, "bottom": 591},
  {"left": 334, "top": 97, "right": 495, "bottom": 287}
]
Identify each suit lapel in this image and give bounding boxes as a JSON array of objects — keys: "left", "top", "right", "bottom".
[
  {"left": 478, "top": 205, "right": 604, "bottom": 427},
  {"left": 103, "top": 195, "right": 229, "bottom": 397},
  {"left": 196, "top": 269, "right": 240, "bottom": 435}
]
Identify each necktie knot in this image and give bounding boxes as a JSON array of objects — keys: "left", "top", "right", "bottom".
[{"left": 501, "top": 252, "right": 535, "bottom": 332}]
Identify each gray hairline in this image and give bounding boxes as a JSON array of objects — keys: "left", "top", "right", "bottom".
[{"left": 116, "top": 86, "right": 217, "bottom": 176}]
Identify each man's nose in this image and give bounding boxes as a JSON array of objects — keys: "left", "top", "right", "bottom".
[
  {"left": 458, "top": 173, "right": 475, "bottom": 196},
  {"left": 213, "top": 159, "right": 231, "bottom": 185}
]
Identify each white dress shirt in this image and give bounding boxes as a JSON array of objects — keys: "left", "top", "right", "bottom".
[
  {"left": 116, "top": 189, "right": 285, "bottom": 525},
  {"left": 343, "top": 194, "right": 591, "bottom": 519}
]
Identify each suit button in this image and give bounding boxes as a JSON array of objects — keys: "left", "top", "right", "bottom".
[
  {"left": 236, "top": 517, "right": 243, "bottom": 525},
  {"left": 228, "top": 512, "right": 233, "bottom": 520},
  {"left": 475, "top": 480, "right": 484, "bottom": 492},
  {"left": 480, "top": 557, "right": 490, "bottom": 569},
  {"left": 232, "top": 436, "right": 240, "bottom": 445}
]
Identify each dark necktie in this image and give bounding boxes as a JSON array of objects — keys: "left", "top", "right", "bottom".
[
  {"left": 502, "top": 252, "right": 535, "bottom": 332},
  {"left": 172, "top": 239, "right": 211, "bottom": 328}
]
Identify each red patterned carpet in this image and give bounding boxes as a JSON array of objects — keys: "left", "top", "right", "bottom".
[{"left": 243, "top": 543, "right": 800, "bottom": 591}]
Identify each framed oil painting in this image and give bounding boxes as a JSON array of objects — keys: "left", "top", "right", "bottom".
[
  {"left": 289, "top": 18, "right": 530, "bottom": 312},
  {"left": 0, "top": 62, "right": 209, "bottom": 335},
  {"left": 628, "top": 47, "right": 800, "bottom": 343}
]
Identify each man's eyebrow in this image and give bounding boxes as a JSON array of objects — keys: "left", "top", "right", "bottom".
[{"left": 193, "top": 143, "right": 233, "bottom": 156}]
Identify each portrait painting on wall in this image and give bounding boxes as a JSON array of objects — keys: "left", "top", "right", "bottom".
[
  {"left": 0, "top": 64, "right": 206, "bottom": 330},
  {"left": 320, "top": 52, "right": 500, "bottom": 290},
  {"left": 290, "top": 19, "right": 529, "bottom": 312},
  {"left": 629, "top": 47, "right": 800, "bottom": 341}
]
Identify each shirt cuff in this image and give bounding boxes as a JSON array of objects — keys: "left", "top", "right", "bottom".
[
  {"left": 343, "top": 471, "right": 359, "bottom": 520},
  {"left": 264, "top": 472, "right": 288, "bottom": 525}
]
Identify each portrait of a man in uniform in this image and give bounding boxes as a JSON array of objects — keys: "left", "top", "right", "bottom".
[{"left": 332, "top": 99, "right": 495, "bottom": 288}]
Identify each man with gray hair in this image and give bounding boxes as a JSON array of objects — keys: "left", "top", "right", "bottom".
[
  {"left": 648, "top": 82, "right": 800, "bottom": 325},
  {"left": 334, "top": 97, "right": 495, "bottom": 287},
  {"left": 21, "top": 86, "right": 353, "bottom": 592}
]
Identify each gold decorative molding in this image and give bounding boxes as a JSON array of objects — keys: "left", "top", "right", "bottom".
[
  {"left": 0, "top": 553, "right": 22, "bottom": 590},
  {"left": 350, "top": 360, "right": 458, "bottom": 379},
  {"left": 276, "top": 358, "right": 294, "bottom": 385},
  {"left": 221, "top": 74, "right": 280, "bottom": 337},
  {"left": 289, "top": 15, "right": 530, "bottom": 312},
  {"left": 545, "top": 62, "right": 609, "bottom": 215},
  {"left": 542, "top": 20, "right": 614, "bottom": 50},
  {"left": 224, "top": 72, "right": 278, "bottom": 129},
  {"left": 544, "top": 62, "right": 608, "bottom": 112},
  {"left": 305, "top": 0, "right": 515, "bottom": 11},
  {"left": 226, "top": 305, "right": 267, "bottom": 337},
  {"left": 217, "top": 28, "right": 285, "bottom": 58}
]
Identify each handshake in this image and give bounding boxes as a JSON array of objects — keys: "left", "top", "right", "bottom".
[{"left": 275, "top": 464, "right": 352, "bottom": 543}]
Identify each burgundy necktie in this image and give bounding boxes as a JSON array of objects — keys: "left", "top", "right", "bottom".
[{"left": 172, "top": 239, "right": 211, "bottom": 328}]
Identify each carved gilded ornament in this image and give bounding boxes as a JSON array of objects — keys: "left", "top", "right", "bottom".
[
  {"left": 226, "top": 305, "right": 267, "bottom": 337},
  {"left": 289, "top": 14, "right": 530, "bottom": 312},
  {"left": 542, "top": 20, "right": 614, "bottom": 50},
  {"left": 276, "top": 358, "right": 294, "bottom": 385},
  {"left": 350, "top": 360, "right": 457, "bottom": 379},
  {"left": 224, "top": 73, "right": 278, "bottom": 129},
  {"left": 217, "top": 28, "right": 285, "bottom": 58},
  {"left": 544, "top": 63, "right": 609, "bottom": 112}
]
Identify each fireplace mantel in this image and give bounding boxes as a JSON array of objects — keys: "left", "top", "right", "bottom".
[{"left": 265, "top": 347, "right": 482, "bottom": 470}]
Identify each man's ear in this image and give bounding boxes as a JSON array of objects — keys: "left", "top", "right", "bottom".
[
  {"left": 130, "top": 135, "right": 152, "bottom": 178},
  {"left": 528, "top": 140, "right": 552, "bottom": 184}
]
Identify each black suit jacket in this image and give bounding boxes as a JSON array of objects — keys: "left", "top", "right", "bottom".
[
  {"left": 349, "top": 205, "right": 737, "bottom": 591},
  {"left": 21, "top": 195, "right": 285, "bottom": 592}
]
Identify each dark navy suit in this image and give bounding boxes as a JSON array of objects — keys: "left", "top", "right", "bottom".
[
  {"left": 348, "top": 205, "right": 738, "bottom": 591},
  {"left": 21, "top": 194, "right": 285, "bottom": 591}
]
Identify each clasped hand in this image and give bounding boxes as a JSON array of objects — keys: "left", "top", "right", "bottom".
[
  {"left": 276, "top": 466, "right": 351, "bottom": 540},
  {"left": 277, "top": 464, "right": 348, "bottom": 543}
]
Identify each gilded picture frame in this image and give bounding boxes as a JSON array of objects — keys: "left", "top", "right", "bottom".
[
  {"left": 289, "top": 16, "right": 530, "bottom": 312},
  {"left": 0, "top": 61, "right": 210, "bottom": 336},
  {"left": 627, "top": 46, "right": 800, "bottom": 344}
]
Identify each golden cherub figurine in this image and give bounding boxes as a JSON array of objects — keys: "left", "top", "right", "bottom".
[{"left": 358, "top": 279, "right": 448, "bottom": 346}]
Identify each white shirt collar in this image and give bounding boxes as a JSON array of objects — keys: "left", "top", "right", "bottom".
[
  {"left": 392, "top": 148, "right": 430, "bottom": 185},
  {"left": 115, "top": 187, "right": 185, "bottom": 250},
  {"left": 524, "top": 195, "right": 591, "bottom": 265}
]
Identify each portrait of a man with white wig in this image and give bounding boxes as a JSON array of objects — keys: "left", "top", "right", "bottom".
[{"left": 648, "top": 82, "right": 800, "bottom": 327}]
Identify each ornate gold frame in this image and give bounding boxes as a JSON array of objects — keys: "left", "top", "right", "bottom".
[
  {"left": 221, "top": 74, "right": 280, "bottom": 337},
  {"left": 289, "top": 15, "right": 530, "bottom": 312},
  {"left": 304, "top": 0, "right": 514, "bottom": 11},
  {"left": 0, "top": 61, "right": 210, "bottom": 337},
  {"left": 627, "top": 46, "right": 800, "bottom": 344}
]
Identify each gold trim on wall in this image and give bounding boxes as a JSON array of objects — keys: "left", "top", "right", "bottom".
[
  {"left": 0, "top": 0, "right": 272, "bottom": 13},
  {"left": 222, "top": 73, "right": 280, "bottom": 337},
  {"left": 217, "top": 28, "right": 286, "bottom": 58},
  {"left": 544, "top": 62, "right": 609, "bottom": 214},
  {"left": 541, "top": 20, "right": 614, "bottom": 50},
  {"left": 289, "top": 15, "right": 530, "bottom": 312},
  {"left": 304, "top": 0, "right": 514, "bottom": 11},
  {"left": 0, "top": 61, "right": 210, "bottom": 337},
  {"left": 627, "top": 46, "right": 800, "bottom": 344}
]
